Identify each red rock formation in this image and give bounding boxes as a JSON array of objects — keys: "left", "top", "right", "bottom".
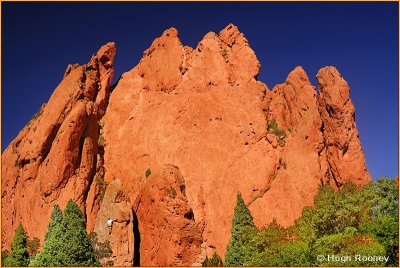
[
  {"left": 1, "top": 42, "right": 115, "bottom": 250},
  {"left": 317, "top": 66, "right": 371, "bottom": 187},
  {"left": 2, "top": 24, "right": 371, "bottom": 265},
  {"left": 133, "top": 165, "right": 204, "bottom": 266},
  {"left": 94, "top": 179, "right": 134, "bottom": 266}
]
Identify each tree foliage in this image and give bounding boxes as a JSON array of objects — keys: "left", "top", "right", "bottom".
[
  {"left": 224, "top": 192, "right": 257, "bottom": 266},
  {"left": 225, "top": 178, "right": 399, "bottom": 267},
  {"left": 44, "top": 204, "right": 62, "bottom": 241},
  {"left": 3, "top": 224, "right": 30, "bottom": 266},
  {"left": 27, "top": 237, "right": 40, "bottom": 258},
  {"left": 30, "top": 200, "right": 99, "bottom": 266},
  {"left": 202, "top": 252, "right": 223, "bottom": 267},
  {"left": 89, "top": 232, "right": 113, "bottom": 266}
]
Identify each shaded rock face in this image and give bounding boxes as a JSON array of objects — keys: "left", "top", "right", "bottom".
[
  {"left": 94, "top": 179, "right": 134, "bottom": 266},
  {"left": 2, "top": 23, "right": 371, "bottom": 265},
  {"left": 133, "top": 165, "right": 204, "bottom": 266}
]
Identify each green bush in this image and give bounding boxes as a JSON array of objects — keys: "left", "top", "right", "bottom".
[
  {"left": 202, "top": 252, "right": 223, "bottom": 267},
  {"left": 268, "top": 119, "right": 286, "bottom": 137},
  {"left": 95, "top": 177, "right": 108, "bottom": 201},
  {"left": 223, "top": 178, "right": 399, "bottom": 267},
  {"left": 145, "top": 168, "right": 151, "bottom": 178},
  {"left": 89, "top": 232, "right": 113, "bottom": 266},
  {"left": 98, "top": 135, "right": 106, "bottom": 146},
  {"left": 268, "top": 119, "right": 286, "bottom": 146}
]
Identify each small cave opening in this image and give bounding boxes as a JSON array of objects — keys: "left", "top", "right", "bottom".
[
  {"left": 132, "top": 210, "right": 141, "bottom": 266},
  {"left": 184, "top": 209, "right": 194, "bottom": 221}
]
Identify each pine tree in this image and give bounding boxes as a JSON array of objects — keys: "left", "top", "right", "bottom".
[
  {"left": 44, "top": 204, "right": 63, "bottom": 241},
  {"left": 224, "top": 192, "right": 256, "bottom": 266},
  {"left": 202, "top": 252, "right": 223, "bottom": 267},
  {"left": 30, "top": 200, "right": 99, "bottom": 266},
  {"left": 4, "top": 224, "right": 30, "bottom": 266}
]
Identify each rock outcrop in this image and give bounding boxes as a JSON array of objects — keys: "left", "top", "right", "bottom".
[
  {"left": 94, "top": 179, "right": 134, "bottom": 266},
  {"left": 133, "top": 165, "right": 204, "bottom": 266},
  {"left": 317, "top": 66, "right": 371, "bottom": 187},
  {"left": 2, "top": 24, "right": 371, "bottom": 265},
  {"left": 1, "top": 41, "right": 116, "bottom": 251}
]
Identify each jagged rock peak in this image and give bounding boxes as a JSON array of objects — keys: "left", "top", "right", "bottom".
[
  {"left": 219, "top": 23, "right": 243, "bottom": 43},
  {"left": 316, "top": 66, "right": 371, "bottom": 187},
  {"left": 95, "top": 42, "right": 117, "bottom": 66},
  {"left": 285, "top": 66, "right": 312, "bottom": 87},
  {"left": 316, "top": 66, "right": 345, "bottom": 87},
  {"left": 2, "top": 25, "right": 372, "bottom": 266}
]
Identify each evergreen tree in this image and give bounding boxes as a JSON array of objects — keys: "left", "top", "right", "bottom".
[
  {"left": 224, "top": 192, "right": 256, "bottom": 266},
  {"left": 44, "top": 204, "right": 63, "bottom": 241},
  {"left": 27, "top": 237, "right": 40, "bottom": 258},
  {"left": 222, "top": 178, "right": 399, "bottom": 267},
  {"left": 2, "top": 250, "right": 9, "bottom": 266},
  {"left": 3, "top": 224, "right": 29, "bottom": 266},
  {"left": 202, "top": 252, "right": 223, "bottom": 267},
  {"left": 30, "top": 200, "right": 99, "bottom": 266}
]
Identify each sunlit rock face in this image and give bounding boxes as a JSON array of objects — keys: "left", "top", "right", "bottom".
[{"left": 2, "top": 24, "right": 370, "bottom": 265}]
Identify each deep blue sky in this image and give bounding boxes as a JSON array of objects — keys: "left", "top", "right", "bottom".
[{"left": 2, "top": 2, "right": 398, "bottom": 180}]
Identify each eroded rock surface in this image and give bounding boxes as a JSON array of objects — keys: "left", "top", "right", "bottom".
[
  {"left": 1, "top": 42, "right": 115, "bottom": 250},
  {"left": 2, "top": 24, "right": 371, "bottom": 265},
  {"left": 133, "top": 165, "right": 204, "bottom": 266},
  {"left": 94, "top": 179, "right": 134, "bottom": 266}
]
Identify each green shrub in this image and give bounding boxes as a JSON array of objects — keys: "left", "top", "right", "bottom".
[
  {"left": 98, "top": 135, "right": 106, "bottom": 146},
  {"left": 268, "top": 119, "right": 286, "bottom": 138},
  {"left": 203, "top": 252, "right": 223, "bottom": 267},
  {"left": 279, "top": 157, "right": 287, "bottom": 169},
  {"left": 145, "top": 168, "right": 151, "bottom": 178},
  {"left": 223, "top": 177, "right": 398, "bottom": 267},
  {"left": 89, "top": 232, "right": 113, "bottom": 266},
  {"left": 272, "top": 170, "right": 278, "bottom": 180},
  {"left": 95, "top": 177, "right": 108, "bottom": 201},
  {"left": 268, "top": 119, "right": 286, "bottom": 146},
  {"left": 222, "top": 48, "right": 228, "bottom": 61}
]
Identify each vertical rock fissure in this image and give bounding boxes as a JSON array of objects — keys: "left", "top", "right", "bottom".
[{"left": 132, "top": 209, "right": 141, "bottom": 266}]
